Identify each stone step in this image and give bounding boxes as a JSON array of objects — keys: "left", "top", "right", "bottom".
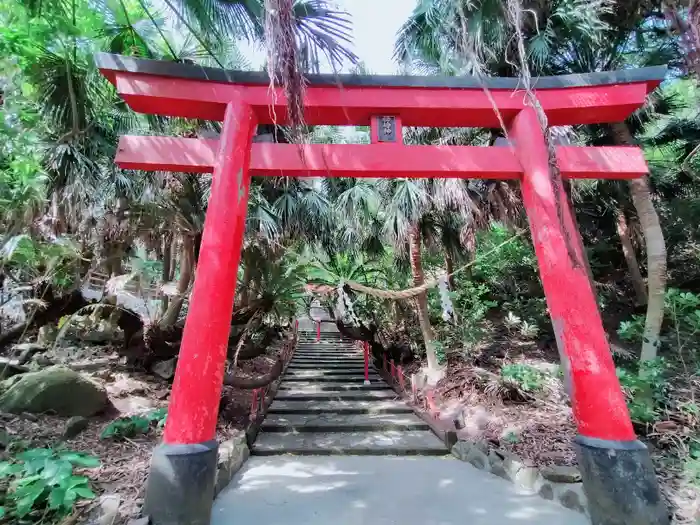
[
  {"left": 293, "top": 351, "right": 362, "bottom": 355},
  {"left": 293, "top": 354, "right": 362, "bottom": 359},
  {"left": 268, "top": 400, "right": 413, "bottom": 414},
  {"left": 294, "top": 353, "right": 360, "bottom": 356},
  {"left": 287, "top": 363, "right": 372, "bottom": 370},
  {"left": 282, "top": 376, "right": 380, "bottom": 383},
  {"left": 274, "top": 390, "right": 398, "bottom": 401},
  {"left": 252, "top": 430, "right": 447, "bottom": 456},
  {"left": 295, "top": 347, "right": 362, "bottom": 355},
  {"left": 261, "top": 413, "right": 429, "bottom": 432},
  {"left": 291, "top": 359, "right": 367, "bottom": 365},
  {"left": 278, "top": 382, "right": 391, "bottom": 391},
  {"left": 285, "top": 370, "right": 377, "bottom": 377}
]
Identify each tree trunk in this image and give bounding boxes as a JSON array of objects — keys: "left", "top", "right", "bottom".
[
  {"left": 409, "top": 226, "right": 439, "bottom": 372},
  {"left": 445, "top": 252, "right": 455, "bottom": 289},
  {"left": 159, "top": 235, "right": 195, "bottom": 328},
  {"left": 615, "top": 207, "right": 648, "bottom": 305},
  {"left": 160, "top": 235, "right": 173, "bottom": 316},
  {"left": 239, "top": 262, "right": 253, "bottom": 308},
  {"left": 611, "top": 122, "right": 666, "bottom": 362}
]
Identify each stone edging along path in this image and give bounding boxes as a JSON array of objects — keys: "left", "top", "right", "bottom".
[
  {"left": 450, "top": 439, "right": 588, "bottom": 516},
  {"left": 213, "top": 331, "right": 299, "bottom": 496},
  {"left": 374, "top": 358, "right": 589, "bottom": 518}
]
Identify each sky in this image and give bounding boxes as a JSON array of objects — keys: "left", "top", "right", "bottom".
[
  {"left": 238, "top": 0, "right": 416, "bottom": 74},
  {"left": 338, "top": 0, "right": 416, "bottom": 74}
]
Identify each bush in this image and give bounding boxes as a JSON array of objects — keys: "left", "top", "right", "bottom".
[
  {"left": 0, "top": 448, "right": 99, "bottom": 520},
  {"left": 500, "top": 363, "right": 546, "bottom": 393}
]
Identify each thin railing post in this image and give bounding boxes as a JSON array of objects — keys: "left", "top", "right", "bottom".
[{"left": 363, "top": 341, "right": 370, "bottom": 385}]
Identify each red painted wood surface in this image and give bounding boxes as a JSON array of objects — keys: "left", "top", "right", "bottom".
[
  {"left": 116, "top": 136, "right": 649, "bottom": 180},
  {"left": 510, "top": 107, "right": 635, "bottom": 441},
  {"left": 163, "top": 101, "right": 257, "bottom": 445},
  {"left": 110, "top": 71, "right": 656, "bottom": 127}
]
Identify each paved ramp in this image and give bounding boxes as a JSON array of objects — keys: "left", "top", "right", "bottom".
[{"left": 212, "top": 328, "right": 587, "bottom": 524}]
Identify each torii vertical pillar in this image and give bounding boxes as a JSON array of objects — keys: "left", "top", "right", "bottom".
[
  {"left": 143, "top": 100, "right": 256, "bottom": 525},
  {"left": 510, "top": 108, "right": 667, "bottom": 525}
]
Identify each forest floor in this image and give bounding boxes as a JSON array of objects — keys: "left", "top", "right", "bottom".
[
  {"left": 402, "top": 327, "right": 700, "bottom": 524},
  {"left": 0, "top": 336, "right": 284, "bottom": 524}
]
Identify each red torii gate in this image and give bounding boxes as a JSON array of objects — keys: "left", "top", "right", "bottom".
[{"left": 96, "top": 53, "right": 668, "bottom": 525}]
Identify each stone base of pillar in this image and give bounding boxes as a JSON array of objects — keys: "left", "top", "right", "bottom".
[
  {"left": 576, "top": 436, "right": 669, "bottom": 525},
  {"left": 143, "top": 440, "right": 218, "bottom": 525}
]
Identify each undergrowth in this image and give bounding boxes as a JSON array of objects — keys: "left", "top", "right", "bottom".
[{"left": 0, "top": 447, "right": 99, "bottom": 522}]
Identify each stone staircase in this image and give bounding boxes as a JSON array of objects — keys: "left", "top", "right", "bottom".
[{"left": 253, "top": 329, "right": 447, "bottom": 456}]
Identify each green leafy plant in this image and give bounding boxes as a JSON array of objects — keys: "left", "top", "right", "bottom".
[
  {"left": 617, "top": 358, "right": 669, "bottom": 424},
  {"left": 0, "top": 448, "right": 99, "bottom": 520},
  {"left": 432, "top": 340, "right": 447, "bottom": 365},
  {"left": 100, "top": 408, "right": 168, "bottom": 440},
  {"left": 500, "top": 363, "right": 545, "bottom": 393}
]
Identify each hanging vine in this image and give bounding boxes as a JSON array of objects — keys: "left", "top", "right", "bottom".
[{"left": 264, "top": 0, "right": 307, "bottom": 143}]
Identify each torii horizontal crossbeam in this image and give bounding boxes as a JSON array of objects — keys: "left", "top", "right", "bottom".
[
  {"left": 96, "top": 53, "right": 665, "bottom": 127},
  {"left": 115, "top": 135, "right": 649, "bottom": 179}
]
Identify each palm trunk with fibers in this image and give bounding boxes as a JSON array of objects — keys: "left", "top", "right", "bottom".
[
  {"left": 611, "top": 122, "right": 666, "bottom": 362},
  {"left": 615, "top": 207, "right": 648, "bottom": 306},
  {"left": 409, "top": 226, "right": 440, "bottom": 373},
  {"left": 160, "top": 235, "right": 173, "bottom": 316},
  {"left": 445, "top": 251, "right": 455, "bottom": 289},
  {"left": 159, "top": 235, "right": 194, "bottom": 327},
  {"left": 239, "top": 262, "right": 253, "bottom": 309}
]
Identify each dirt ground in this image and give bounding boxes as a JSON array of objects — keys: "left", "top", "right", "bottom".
[
  {"left": 398, "top": 332, "right": 700, "bottom": 524},
  {"left": 0, "top": 339, "right": 286, "bottom": 524}
]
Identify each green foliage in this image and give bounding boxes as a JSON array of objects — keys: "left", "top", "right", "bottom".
[
  {"left": 432, "top": 340, "right": 447, "bottom": 365},
  {"left": 0, "top": 448, "right": 98, "bottom": 520},
  {"left": 501, "top": 364, "right": 546, "bottom": 393},
  {"left": 617, "top": 359, "right": 669, "bottom": 424},
  {"left": 2, "top": 235, "right": 81, "bottom": 290},
  {"left": 100, "top": 408, "right": 167, "bottom": 440},
  {"left": 618, "top": 289, "right": 700, "bottom": 357}
]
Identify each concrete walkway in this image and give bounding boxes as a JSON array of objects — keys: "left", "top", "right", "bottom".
[
  {"left": 211, "top": 456, "right": 588, "bottom": 525},
  {"left": 212, "top": 327, "right": 588, "bottom": 524}
]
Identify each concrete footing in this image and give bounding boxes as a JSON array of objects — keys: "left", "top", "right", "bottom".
[
  {"left": 143, "top": 440, "right": 218, "bottom": 525},
  {"left": 576, "top": 436, "right": 669, "bottom": 525}
]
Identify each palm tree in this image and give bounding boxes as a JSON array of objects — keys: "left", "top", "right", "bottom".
[{"left": 395, "top": 0, "right": 677, "bottom": 362}]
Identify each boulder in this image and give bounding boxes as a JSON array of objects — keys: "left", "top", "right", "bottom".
[
  {"left": 0, "top": 366, "right": 108, "bottom": 416},
  {"left": 151, "top": 358, "right": 177, "bottom": 380},
  {"left": 540, "top": 465, "right": 582, "bottom": 483}
]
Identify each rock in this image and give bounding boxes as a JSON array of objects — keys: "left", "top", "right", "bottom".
[
  {"left": 97, "top": 494, "right": 121, "bottom": 525},
  {"left": 37, "top": 325, "right": 57, "bottom": 347},
  {"left": 63, "top": 416, "right": 90, "bottom": 439},
  {"left": 488, "top": 449, "right": 510, "bottom": 480},
  {"left": 558, "top": 484, "right": 587, "bottom": 513},
  {"left": 512, "top": 465, "right": 540, "bottom": 492},
  {"left": 466, "top": 448, "right": 490, "bottom": 470},
  {"left": 215, "top": 432, "right": 250, "bottom": 494},
  {"left": 126, "top": 518, "right": 149, "bottom": 525},
  {"left": 151, "top": 358, "right": 177, "bottom": 380},
  {"left": 451, "top": 440, "right": 471, "bottom": 461},
  {"left": 0, "top": 366, "right": 108, "bottom": 416},
  {"left": 538, "top": 482, "right": 555, "bottom": 500},
  {"left": 540, "top": 465, "right": 582, "bottom": 483}
]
